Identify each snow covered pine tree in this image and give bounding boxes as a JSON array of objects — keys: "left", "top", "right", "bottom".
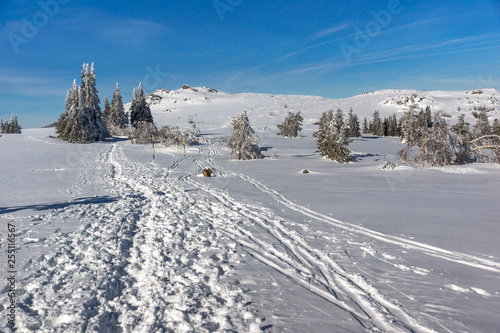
[
  {"left": 105, "top": 83, "right": 129, "bottom": 135},
  {"left": 227, "top": 111, "right": 262, "bottom": 160},
  {"left": 347, "top": 108, "right": 361, "bottom": 138},
  {"left": 277, "top": 111, "right": 303, "bottom": 138},
  {"left": 314, "top": 108, "right": 352, "bottom": 163},
  {"left": 129, "top": 82, "right": 154, "bottom": 128}
]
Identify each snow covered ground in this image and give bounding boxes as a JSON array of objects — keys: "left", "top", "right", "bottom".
[{"left": 1, "top": 88, "right": 500, "bottom": 332}]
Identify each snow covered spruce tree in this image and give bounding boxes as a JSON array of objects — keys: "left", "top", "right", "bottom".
[
  {"left": 347, "top": 108, "right": 361, "bottom": 138},
  {"left": 471, "top": 110, "right": 491, "bottom": 139},
  {"left": 369, "top": 110, "right": 384, "bottom": 136},
  {"left": 277, "top": 111, "right": 303, "bottom": 138},
  {"left": 56, "top": 64, "right": 109, "bottom": 143},
  {"left": 128, "top": 83, "right": 155, "bottom": 144},
  {"left": 0, "top": 117, "right": 3, "bottom": 133},
  {"left": 104, "top": 83, "right": 129, "bottom": 135},
  {"left": 227, "top": 111, "right": 262, "bottom": 160},
  {"left": 314, "top": 108, "right": 352, "bottom": 163},
  {"left": 80, "top": 63, "right": 108, "bottom": 141},
  {"left": 56, "top": 84, "right": 97, "bottom": 143},
  {"left": 451, "top": 114, "right": 471, "bottom": 141},
  {"left": 362, "top": 117, "right": 369, "bottom": 134},
  {"left": 129, "top": 83, "right": 154, "bottom": 128},
  {"left": 103, "top": 97, "right": 111, "bottom": 126}
]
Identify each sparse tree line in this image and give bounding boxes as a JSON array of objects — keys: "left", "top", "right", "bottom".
[
  {"left": 271, "top": 105, "right": 500, "bottom": 166},
  {"left": 0, "top": 114, "right": 22, "bottom": 134}
]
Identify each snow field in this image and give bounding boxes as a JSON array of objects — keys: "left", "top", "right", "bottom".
[{"left": 1, "top": 85, "right": 500, "bottom": 332}]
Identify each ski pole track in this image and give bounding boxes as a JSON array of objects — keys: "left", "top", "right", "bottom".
[
  {"left": 12, "top": 143, "right": 257, "bottom": 333},
  {"left": 179, "top": 152, "right": 435, "bottom": 332}
]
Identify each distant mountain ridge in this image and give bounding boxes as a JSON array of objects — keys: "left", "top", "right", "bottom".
[{"left": 125, "top": 85, "right": 500, "bottom": 134}]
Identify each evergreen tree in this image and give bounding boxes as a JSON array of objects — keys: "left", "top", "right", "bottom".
[
  {"left": 80, "top": 63, "right": 100, "bottom": 110},
  {"left": 370, "top": 110, "right": 384, "bottom": 136},
  {"left": 347, "top": 108, "right": 361, "bottom": 137},
  {"left": 383, "top": 117, "right": 389, "bottom": 136},
  {"left": 103, "top": 97, "right": 111, "bottom": 127},
  {"left": 386, "top": 113, "right": 399, "bottom": 137},
  {"left": 0, "top": 117, "right": 3, "bottom": 133},
  {"left": 451, "top": 114, "right": 471, "bottom": 141},
  {"left": 64, "top": 86, "right": 73, "bottom": 113},
  {"left": 362, "top": 117, "right": 368, "bottom": 134},
  {"left": 400, "top": 109, "right": 416, "bottom": 144},
  {"left": 314, "top": 108, "right": 352, "bottom": 163},
  {"left": 106, "top": 83, "right": 129, "bottom": 135},
  {"left": 80, "top": 63, "right": 108, "bottom": 141},
  {"left": 472, "top": 110, "right": 491, "bottom": 139},
  {"left": 424, "top": 105, "right": 432, "bottom": 128},
  {"left": 277, "top": 111, "right": 303, "bottom": 138},
  {"left": 227, "top": 111, "right": 262, "bottom": 160},
  {"left": 130, "top": 82, "right": 154, "bottom": 128}
]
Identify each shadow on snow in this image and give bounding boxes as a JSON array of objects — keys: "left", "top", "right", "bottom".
[{"left": 0, "top": 196, "right": 119, "bottom": 214}]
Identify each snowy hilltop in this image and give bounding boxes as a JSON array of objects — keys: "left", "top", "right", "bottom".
[{"left": 133, "top": 85, "right": 500, "bottom": 134}]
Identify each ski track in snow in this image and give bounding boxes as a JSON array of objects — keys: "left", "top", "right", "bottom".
[
  {"left": 202, "top": 143, "right": 500, "bottom": 275},
  {"left": 179, "top": 144, "right": 438, "bottom": 333},
  {"left": 10, "top": 143, "right": 257, "bottom": 333},
  {"left": 5, "top": 141, "right": 499, "bottom": 332}
]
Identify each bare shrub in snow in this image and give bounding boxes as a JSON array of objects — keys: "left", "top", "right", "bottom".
[
  {"left": 157, "top": 126, "right": 184, "bottom": 146},
  {"left": 378, "top": 159, "right": 396, "bottom": 170},
  {"left": 130, "top": 121, "right": 157, "bottom": 145}
]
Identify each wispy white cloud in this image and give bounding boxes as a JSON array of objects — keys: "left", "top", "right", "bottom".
[
  {"left": 0, "top": 70, "right": 67, "bottom": 96},
  {"left": 99, "top": 19, "right": 171, "bottom": 43},
  {"left": 312, "top": 24, "right": 352, "bottom": 40}
]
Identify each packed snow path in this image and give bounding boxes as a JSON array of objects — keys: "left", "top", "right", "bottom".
[{"left": 4, "top": 140, "right": 499, "bottom": 332}]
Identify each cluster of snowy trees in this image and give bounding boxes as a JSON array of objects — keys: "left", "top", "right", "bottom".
[
  {"left": 55, "top": 63, "right": 157, "bottom": 144},
  {"left": 56, "top": 63, "right": 109, "bottom": 143},
  {"left": 363, "top": 106, "right": 433, "bottom": 138},
  {"left": 0, "top": 114, "right": 22, "bottom": 134},
  {"left": 398, "top": 108, "right": 500, "bottom": 166}
]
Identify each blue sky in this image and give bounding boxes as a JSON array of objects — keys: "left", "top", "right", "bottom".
[{"left": 1, "top": 0, "right": 500, "bottom": 128}]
